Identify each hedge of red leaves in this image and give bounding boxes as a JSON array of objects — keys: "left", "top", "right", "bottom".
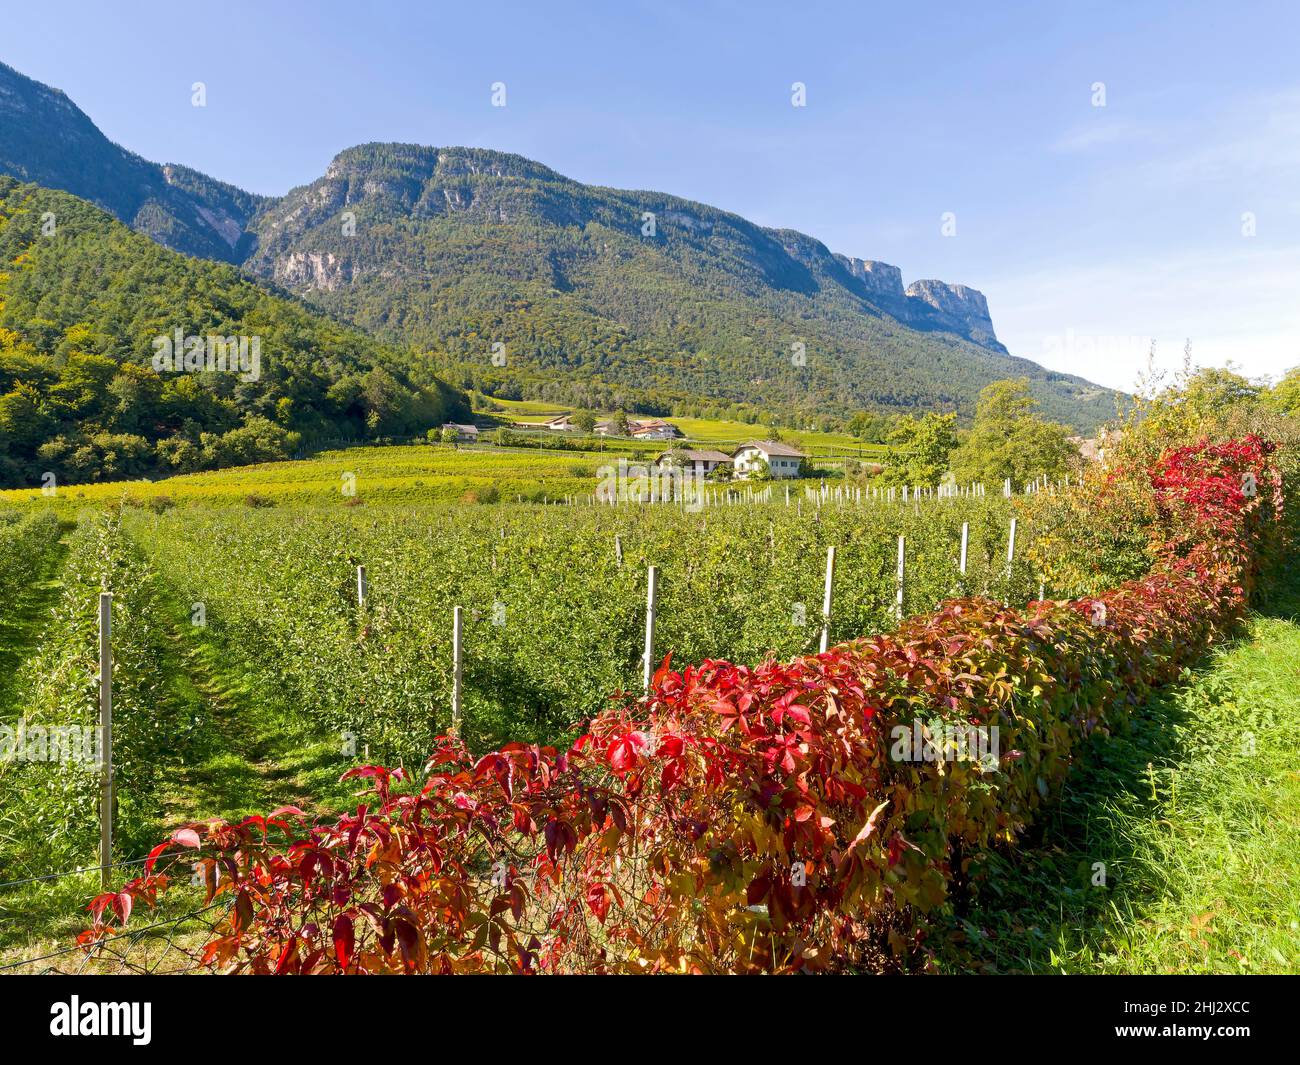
[{"left": 80, "top": 437, "right": 1282, "bottom": 973}]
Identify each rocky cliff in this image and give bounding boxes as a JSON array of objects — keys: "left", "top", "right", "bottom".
[{"left": 904, "top": 279, "right": 1000, "bottom": 348}]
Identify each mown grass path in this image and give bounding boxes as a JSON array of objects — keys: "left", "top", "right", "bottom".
[
  {"left": 941, "top": 567, "right": 1300, "bottom": 974},
  {"left": 0, "top": 529, "right": 354, "bottom": 964}
]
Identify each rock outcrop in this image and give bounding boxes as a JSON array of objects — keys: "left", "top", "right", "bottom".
[
  {"left": 904, "top": 279, "right": 1000, "bottom": 348},
  {"left": 834, "top": 255, "right": 905, "bottom": 301}
]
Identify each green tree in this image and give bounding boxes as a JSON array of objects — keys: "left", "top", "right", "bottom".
[
  {"left": 883, "top": 411, "right": 956, "bottom": 487},
  {"left": 950, "top": 378, "right": 1074, "bottom": 488},
  {"left": 1264, "top": 367, "right": 1300, "bottom": 416}
]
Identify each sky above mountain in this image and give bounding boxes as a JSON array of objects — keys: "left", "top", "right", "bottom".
[{"left": 6, "top": 0, "right": 1298, "bottom": 392}]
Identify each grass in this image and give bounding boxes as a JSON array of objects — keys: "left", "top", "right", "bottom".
[{"left": 938, "top": 566, "right": 1300, "bottom": 974}]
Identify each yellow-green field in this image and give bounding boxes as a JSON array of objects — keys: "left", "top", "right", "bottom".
[
  {"left": 483, "top": 397, "right": 885, "bottom": 455},
  {"left": 1, "top": 413, "right": 890, "bottom": 512},
  {"left": 0, "top": 444, "right": 608, "bottom": 509}
]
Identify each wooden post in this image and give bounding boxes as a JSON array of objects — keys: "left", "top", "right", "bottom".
[
  {"left": 451, "top": 606, "right": 463, "bottom": 735},
  {"left": 959, "top": 522, "right": 969, "bottom": 575},
  {"left": 356, "top": 564, "right": 367, "bottom": 608},
  {"left": 895, "top": 535, "right": 906, "bottom": 622},
  {"left": 642, "top": 566, "right": 658, "bottom": 692},
  {"left": 819, "top": 546, "right": 836, "bottom": 653},
  {"left": 1007, "top": 517, "right": 1018, "bottom": 571},
  {"left": 98, "top": 592, "right": 113, "bottom": 890}
]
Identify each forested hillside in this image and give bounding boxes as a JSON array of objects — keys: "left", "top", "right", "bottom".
[
  {"left": 0, "top": 179, "right": 466, "bottom": 487},
  {"left": 244, "top": 143, "right": 1114, "bottom": 429},
  {"left": 0, "top": 61, "right": 1118, "bottom": 433}
]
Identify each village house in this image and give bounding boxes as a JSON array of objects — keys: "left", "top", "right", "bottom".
[
  {"left": 541, "top": 414, "right": 579, "bottom": 431},
  {"left": 655, "top": 448, "right": 732, "bottom": 478},
  {"left": 731, "top": 440, "right": 805, "bottom": 479},
  {"left": 590, "top": 418, "right": 683, "bottom": 439},
  {"left": 441, "top": 422, "right": 480, "bottom": 442},
  {"left": 1070, "top": 427, "right": 1121, "bottom": 465},
  {"left": 629, "top": 419, "right": 682, "bottom": 441}
]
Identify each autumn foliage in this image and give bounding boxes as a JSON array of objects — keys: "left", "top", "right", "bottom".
[{"left": 80, "top": 437, "right": 1283, "bottom": 973}]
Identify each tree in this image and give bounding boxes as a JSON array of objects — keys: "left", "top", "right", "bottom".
[
  {"left": 573, "top": 409, "right": 597, "bottom": 433},
  {"left": 949, "top": 378, "right": 1074, "bottom": 488},
  {"left": 1264, "top": 367, "right": 1300, "bottom": 416},
  {"left": 882, "top": 411, "right": 956, "bottom": 488},
  {"left": 611, "top": 410, "right": 631, "bottom": 436}
]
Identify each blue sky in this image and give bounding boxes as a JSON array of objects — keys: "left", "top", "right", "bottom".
[{"left": 6, "top": 0, "right": 1299, "bottom": 391}]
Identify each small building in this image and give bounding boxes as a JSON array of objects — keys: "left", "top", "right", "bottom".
[
  {"left": 1071, "top": 427, "right": 1121, "bottom": 465},
  {"left": 656, "top": 448, "right": 732, "bottom": 478},
  {"left": 630, "top": 419, "right": 682, "bottom": 441},
  {"left": 542, "top": 414, "right": 579, "bottom": 431},
  {"left": 442, "top": 422, "right": 479, "bottom": 442},
  {"left": 731, "top": 441, "right": 805, "bottom": 479}
]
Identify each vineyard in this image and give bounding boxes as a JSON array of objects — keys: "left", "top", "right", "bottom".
[
  {"left": 0, "top": 489, "right": 1038, "bottom": 886},
  {"left": 0, "top": 422, "right": 1293, "bottom": 975},
  {"left": 60, "top": 432, "right": 1285, "bottom": 975}
]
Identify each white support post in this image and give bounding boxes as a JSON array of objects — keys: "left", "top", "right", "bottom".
[
  {"left": 356, "top": 565, "right": 367, "bottom": 608},
  {"left": 98, "top": 592, "right": 113, "bottom": 890},
  {"left": 642, "top": 566, "right": 658, "bottom": 692},
  {"left": 959, "top": 522, "right": 969, "bottom": 576},
  {"left": 614, "top": 535, "right": 623, "bottom": 567},
  {"left": 1007, "top": 517, "right": 1018, "bottom": 567},
  {"left": 895, "top": 535, "right": 906, "bottom": 622},
  {"left": 819, "top": 546, "right": 836, "bottom": 653},
  {"left": 451, "top": 605, "right": 463, "bottom": 736}
]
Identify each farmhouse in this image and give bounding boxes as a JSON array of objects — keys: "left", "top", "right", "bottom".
[
  {"left": 542, "top": 414, "right": 579, "bottom": 431},
  {"left": 1070, "top": 427, "right": 1121, "bottom": 465},
  {"left": 441, "top": 422, "right": 479, "bottom": 442},
  {"left": 591, "top": 418, "right": 683, "bottom": 439},
  {"left": 629, "top": 419, "right": 682, "bottom": 441},
  {"left": 656, "top": 448, "right": 732, "bottom": 478},
  {"left": 731, "top": 440, "right": 805, "bottom": 479}
]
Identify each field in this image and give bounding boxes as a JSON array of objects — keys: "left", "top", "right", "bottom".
[
  {"left": 0, "top": 482, "right": 1034, "bottom": 884},
  {"left": 0, "top": 433, "right": 887, "bottom": 514},
  {"left": 0, "top": 429, "right": 1294, "bottom": 976},
  {"left": 481, "top": 397, "right": 886, "bottom": 455},
  {"left": 0, "top": 444, "right": 616, "bottom": 510}
]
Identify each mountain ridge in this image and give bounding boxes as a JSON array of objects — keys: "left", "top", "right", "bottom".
[{"left": 0, "top": 61, "right": 1117, "bottom": 432}]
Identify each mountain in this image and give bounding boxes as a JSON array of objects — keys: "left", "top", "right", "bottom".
[
  {"left": 239, "top": 143, "right": 1112, "bottom": 429},
  {"left": 0, "top": 61, "right": 262, "bottom": 262},
  {"left": 0, "top": 61, "right": 1116, "bottom": 432},
  {"left": 0, "top": 178, "right": 465, "bottom": 487}
]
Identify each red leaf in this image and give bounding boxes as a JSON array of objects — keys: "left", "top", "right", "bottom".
[{"left": 333, "top": 914, "right": 355, "bottom": 969}]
